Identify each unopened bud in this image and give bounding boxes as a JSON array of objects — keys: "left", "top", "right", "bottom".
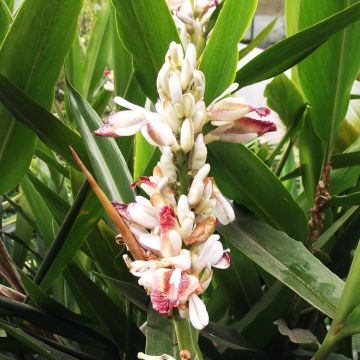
[
  {"left": 190, "top": 134, "right": 207, "bottom": 172},
  {"left": 169, "top": 72, "right": 183, "bottom": 104},
  {"left": 180, "top": 59, "right": 193, "bottom": 90},
  {"left": 165, "top": 41, "right": 184, "bottom": 67},
  {"left": 182, "top": 93, "right": 195, "bottom": 118},
  {"left": 159, "top": 147, "right": 177, "bottom": 183},
  {"left": 180, "top": 118, "right": 194, "bottom": 153}
]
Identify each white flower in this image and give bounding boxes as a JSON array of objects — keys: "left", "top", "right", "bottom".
[{"left": 188, "top": 294, "right": 209, "bottom": 330}]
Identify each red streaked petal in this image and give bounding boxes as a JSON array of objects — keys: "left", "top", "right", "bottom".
[
  {"left": 150, "top": 269, "right": 199, "bottom": 314},
  {"left": 213, "top": 250, "right": 231, "bottom": 269},
  {"left": 232, "top": 117, "right": 276, "bottom": 135},
  {"left": 159, "top": 206, "right": 177, "bottom": 232}
]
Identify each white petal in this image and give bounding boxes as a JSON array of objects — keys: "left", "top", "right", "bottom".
[
  {"left": 177, "top": 194, "right": 190, "bottom": 221},
  {"left": 139, "top": 233, "right": 161, "bottom": 253},
  {"left": 168, "top": 72, "right": 183, "bottom": 104},
  {"left": 180, "top": 118, "right": 194, "bottom": 153},
  {"left": 190, "top": 134, "right": 207, "bottom": 172},
  {"left": 114, "top": 96, "right": 157, "bottom": 121},
  {"left": 185, "top": 43, "right": 197, "bottom": 68},
  {"left": 129, "top": 203, "right": 159, "bottom": 229},
  {"left": 146, "top": 119, "right": 175, "bottom": 146},
  {"left": 188, "top": 294, "right": 209, "bottom": 330}
]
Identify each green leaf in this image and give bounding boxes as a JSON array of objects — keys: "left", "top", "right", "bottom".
[
  {"left": 219, "top": 208, "right": 344, "bottom": 318},
  {"left": 134, "top": 133, "right": 156, "bottom": 180},
  {"left": 83, "top": 2, "right": 111, "bottom": 99},
  {"left": 96, "top": 272, "right": 148, "bottom": 311},
  {"left": 27, "top": 172, "right": 69, "bottom": 225},
  {"left": 111, "top": 0, "right": 180, "bottom": 100},
  {"left": 330, "top": 138, "right": 360, "bottom": 195},
  {"left": 264, "top": 74, "right": 306, "bottom": 128},
  {"left": 0, "top": 0, "right": 82, "bottom": 194},
  {"left": 202, "top": 322, "right": 254, "bottom": 351},
  {"left": 330, "top": 194, "right": 360, "bottom": 207},
  {"left": 299, "top": 112, "right": 324, "bottom": 206},
  {"left": 0, "top": 0, "right": 12, "bottom": 43},
  {"left": 200, "top": 0, "right": 257, "bottom": 103},
  {"left": 236, "top": 282, "right": 294, "bottom": 348},
  {"left": 298, "top": 0, "right": 360, "bottom": 154},
  {"left": 314, "top": 206, "right": 359, "bottom": 250},
  {"left": 65, "top": 262, "right": 144, "bottom": 355},
  {"left": 214, "top": 243, "right": 262, "bottom": 318},
  {"left": 110, "top": 5, "right": 133, "bottom": 97},
  {"left": 35, "top": 145, "right": 69, "bottom": 178},
  {"left": 0, "top": 320, "right": 76, "bottom": 360},
  {"left": 208, "top": 142, "right": 307, "bottom": 241},
  {"left": 146, "top": 304, "right": 175, "bottom": 356},
  {"left": 238, "top": 16, "right": 278, "bottom": 61},
  {"left": 0, "top": 296, "right": 115, "bottom": 351},
  {"left": 0, "top": 74, "right": 89, "bottom": 170},
  {"left": 32, "top": 182, "right": 103, "bottom": 290},
  {"left": 66, "top": 80, "right": 135, "bottom": 203},
  {"left": 65, "top": 35, "right": 84, "bottom": 93},
  {"left": 235, "top": 1, "right": 360, "bottom": 88},
  {"left": 21, "top": 175, "right": 59, "bottom": 247}
]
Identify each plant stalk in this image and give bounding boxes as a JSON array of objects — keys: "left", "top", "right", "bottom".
[
  {"left": 173, "top": 317, "right": 203, "bottom": 360},
  {"left": 313, "top": 240, "right": 360, "bottom": 357},
  {"left": 312, "top": 332, "right": 337, "bottom": 360}
]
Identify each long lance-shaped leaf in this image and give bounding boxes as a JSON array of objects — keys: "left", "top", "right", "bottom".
[
  {"left": 83, "top": 1, "right": 111, "bottom": 100},
  {"left": 111, "top": 0, "right": 180, "bottom": 101},
  {"left": 32, "top": 181, "right": 90, "bottom": 288},
  {"left": 0, "top": 74, "right": 89, "bottom": 169},
  {"left": 0, "top": 0, "right": 83, "bottom": 194},
  {"left": 219, "top": 208, "right": 344, "bottom": 318},
  {"left": 298, "top": 0, "right": 360, "bottom": 161},
  {"left": 0, "top": 320, "right": 75, "bottom": 360},
  {"left": 208, "top": 142, "right": 307, "bottom": 242},
  {"left": 66, "top": 80, "right": 134, "bottom": 203},
  {"left": 199, "top": 0, "right": 257, "bottom": 103},
  {"left": 235, "top": 1, "right": 360, "bottom": 88},
  {"left": 70, "top": 148, "right": 146, "bottom": 260},
  {"left": 0, "top": 296, "right": 116, "bottom": 351}
]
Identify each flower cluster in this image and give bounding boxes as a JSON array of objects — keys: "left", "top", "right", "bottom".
[
  {"left": 167, "top": 0, "right": 218, "bottom": 50},
  {"left": 95, "top": 42, "right": 275, "bottom": 330}
]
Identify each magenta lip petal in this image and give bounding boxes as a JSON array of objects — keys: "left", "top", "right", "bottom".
[
  {"left": 93, "top": 125, "right": 116, "bottom": 137},
  {"left": 254, "top": 107, "right": 271, "bottom": 117}
]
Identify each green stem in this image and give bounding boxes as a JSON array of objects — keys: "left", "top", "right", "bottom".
[
  {"left": 313, "top": 240, "right": 360, "bottom": 358},
  {"left": 173, "top": 317, "right": 203, "bottom": 360},
  {"left": 312, "top": 332, "right": 338, "bottom": 360}
]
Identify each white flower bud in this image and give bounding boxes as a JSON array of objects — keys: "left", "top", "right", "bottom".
[
  {"left": 193, "top": 101, "right": 206, "bottom": 132},
  {"left": 159, "top": 147, "right": 177, "bottom": 183},
  {"left": 165, "top": 42, "right": 184, "bottom": 67},
  {"left": 180, "top": 59, "right": 193, "bottom": 90},
  {"left": 156, "top": 100, "right": 180, "bottom": 133},
  {"left": 176, "top": 10, "right": 194, "bottom": 25},
  {"left": 177, "top": 195, "right": 191, "bottom": 223},
  {"left": 180, "top": 118, "right": 194, "bottom": 153},
  {"left": 190, "top": 134, "right": 207, "bottom": 172},
  {"left": 142, "top": 119, "right": 175, "bottom": 147},
  {"left": 182, "top": 93, "right": 195, "bottom": 118},
  {"left": 157, "top": 62, "right": 171, "bottom": 97},
  {"left": 168, "top": 72, "right": 183, "bottom": 104},
  {"left": 185, "top": 43, "right": 197, "bottom": 69},
  {"left": 187, "top": 181, "right": 204, "bottom": 208},
  {"left": 174, "top": 102, "right": 185, "bottom": 118}
]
